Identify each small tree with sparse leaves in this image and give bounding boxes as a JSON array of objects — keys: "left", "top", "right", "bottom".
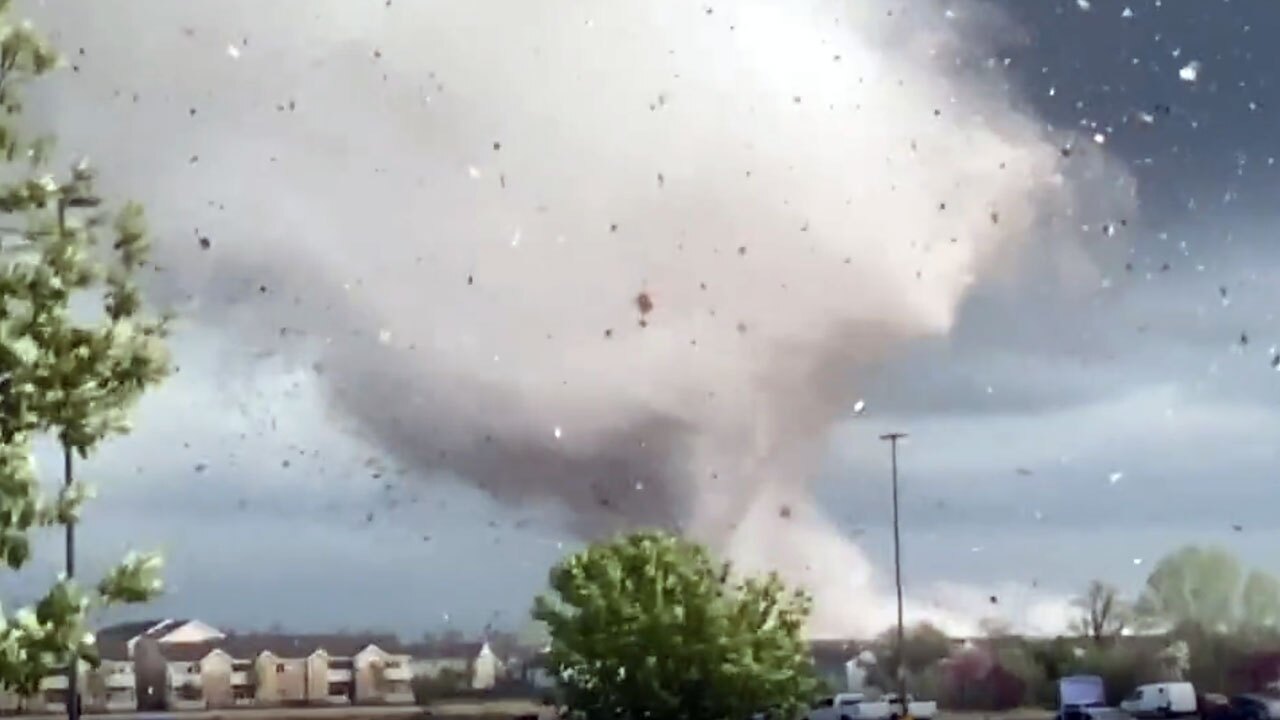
[
  {"left": 0, "top": 1, "right": 169, "bottom": 697},
  {"left": 534, "top": 530, "right": 819, "bottom": 720}
]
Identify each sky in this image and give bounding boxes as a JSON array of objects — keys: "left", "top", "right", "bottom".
[{"left": 6, "top": 0, "right": 1280, "bottom": 640}]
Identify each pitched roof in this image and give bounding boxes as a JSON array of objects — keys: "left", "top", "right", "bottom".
[
  {"left": 96, "top": 638, "right": 133, "bottom": 662},
  {"left": 143, "top": 619, "right": 191, "bottom": 639},
  {"left": 210, "top": 633, "right": 407, "bottom": 660},
  {"left": 159, "top": 641, "right": 223, "bottom": 663},
  {"left": 96, "top": 619, "right": 168, "bottom": 643}
]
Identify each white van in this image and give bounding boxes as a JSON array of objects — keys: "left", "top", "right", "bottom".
[{"left": 1120, "top": 682, "right": 1197, "bottom": 718}]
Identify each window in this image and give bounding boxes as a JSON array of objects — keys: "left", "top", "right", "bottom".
[{"left": 276, "top": 663, "right": 286, "bottom": 673}]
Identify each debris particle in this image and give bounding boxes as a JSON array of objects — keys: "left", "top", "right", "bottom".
[
  {"left": 197, "top": 236, "right": 211, "bottom": 250},
  {"left": 779, "top": 505, "right": 792, "bottom": 519},
  {"left": 378, "top": 329, "right": 393, "bottom": 344},
  {"left": 636, "top": 292, "right": 654, "bottom": 316},
  {"left": 226, "top": 44, "right": 241, "bottom": 59},
  {"left": 492, "top": 141, "right": 501, "bottom": 151},
  {"left": 852, "top": 399, "right": 866, "bottom": 415},
  {"left": 1179, "top": 61, "right": 1201, "bottom": 83},
  {"left": 737, "top": 245, "right": 747, "bottom": 256},
  {"left": 553, "top": 426, "right": 563, "bottom": 439},
  {"left": 1108, "top": 471, "right": 1124, "bottom": 485}
]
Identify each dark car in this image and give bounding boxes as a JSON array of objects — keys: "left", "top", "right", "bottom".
[
  {"left": 1199, "top": 693, "right": 1231, "bottom": 720},
  {"left": 1226, "top": 694, "right": 1280, "bottom": 720}
]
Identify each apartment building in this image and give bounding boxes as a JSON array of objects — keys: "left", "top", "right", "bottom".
[{"left": 2, "top": 619, "right": 520, "bottom": 712}]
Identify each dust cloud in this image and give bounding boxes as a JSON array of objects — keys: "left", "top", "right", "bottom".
[{"left": 35, "top": 0, "right": 1132, "bottom": 636}]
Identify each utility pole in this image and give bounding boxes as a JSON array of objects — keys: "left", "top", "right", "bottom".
[
  {"left": 880, "top": 432, "right": 909, "bottom": 719},
  {"left": 64, "top": 443, "right": 78, "bottom": 720}
]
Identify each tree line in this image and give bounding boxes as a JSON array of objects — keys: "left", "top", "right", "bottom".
[
  {"left": 532, "top": 534, "right": 1280, "bottom": 720},
  {"left": 865, "top": 545, "right": 1280, "bottom": 711}
]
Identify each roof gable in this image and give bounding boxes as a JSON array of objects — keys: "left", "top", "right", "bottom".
[{"left": 155, "top": 619, "right": 225, "bottom": 644}]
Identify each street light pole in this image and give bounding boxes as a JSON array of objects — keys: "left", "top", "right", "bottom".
[{"left": 880, "top": 432, "right": 908, "bottom": 719}]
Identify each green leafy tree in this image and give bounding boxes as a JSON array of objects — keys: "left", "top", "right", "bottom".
[
  {"left": 1070, "top": 580, "right": 1129, "bottom": 645},
  {"left": 1240, "top": 570, "right": 1280, "bottom": 629},
  {"left": 1136, "top": 546, "right": 1280, "bottom": 633},
  {"left": 0, "top": 1, "right": 168, "bottom": 697},
  {"left": 533, "top": 530, "right": 818, "bottom": 720}
]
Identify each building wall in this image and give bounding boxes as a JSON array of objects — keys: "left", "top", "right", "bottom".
[
  {"left": 305, "top": 652, "right": 329, "bottom": 704},
  {"left": 88, "top": 661, "right": 137, "bottom": 712},
  {"left": 166, "top": 662, "right": 206, "bottom": 710},
  {"left": 354, "top": 647, "right": 413, "bottom": 704},
  {"left": 202, "top": 652, "right": 234, "bottom": 709},
  {"left": 353, "top": 650, "right": 382, "bottom": 704},
  {"left": 471, "top": 645, "right": 501, "bottom": 690},
  {"left": 324, "top": 666, "right": 354, "bottom": 705},
  {"left": 252, "top": 653, "right": 312, "bottom": 705},
  {"left": 253, "top": 653, "right": 280, "bottom": 705},
  {"left": 411, "top": 657, "right": 470, "bottom": 678}
]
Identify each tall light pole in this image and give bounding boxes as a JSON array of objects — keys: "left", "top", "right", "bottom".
[{"left": 880, "top": 432, "right": 908, "bottom": 719}]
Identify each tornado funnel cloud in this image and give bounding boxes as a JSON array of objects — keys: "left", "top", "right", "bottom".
[{"left": 44, "top": 0, "right": 1134, "bottom": 636}]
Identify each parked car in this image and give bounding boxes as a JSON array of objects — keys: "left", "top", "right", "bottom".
[
  {"left": 847, "top": 693, "right": 937, "bottom": 720},
  {"left": 1121, "top": 682, "right": 1198, "bottom": 718},
  {"left": 807, "top": 692, "right": 936, "bottom": 720},
  {"left": 1224, "top": 694, "right": 1280, "bottom": 720},
  {"left": 808, "top": 693, "right": 868, "bottom": 720},
  {"left": 1199, "top": 693, "right": 1230, "bottom": 720}
]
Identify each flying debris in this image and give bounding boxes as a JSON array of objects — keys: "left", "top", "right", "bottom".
[{"left": 1179, "top": 61, "right": 1201, "bottom": 83}]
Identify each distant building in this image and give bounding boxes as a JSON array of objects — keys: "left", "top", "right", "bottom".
[
  {"left": 403, "top": 639, "right": 505, "bottom": 690},
  {"left": 78, "top": 620, "right": 416, "bottom": 711}
]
